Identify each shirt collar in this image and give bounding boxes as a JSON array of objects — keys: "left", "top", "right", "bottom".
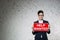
[{"left": 38, "top": 19, "right": 43, "bottom": 23}]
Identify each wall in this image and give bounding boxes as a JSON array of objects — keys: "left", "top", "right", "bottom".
[{"left": 0, "top": 0, "right": 60, "bottom": 40}]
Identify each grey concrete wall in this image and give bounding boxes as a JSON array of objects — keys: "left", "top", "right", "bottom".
[{"left": 0, "top": 0, "right": 60, "bottom": 40}]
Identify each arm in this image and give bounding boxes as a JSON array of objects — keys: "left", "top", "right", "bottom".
[
  {"left": 32, "top": 22, "right": 37, "bottom": 35},
  {"left": 32, "top": 26, "right": 36, "bottom": 35},
  {"left": 47, "top": 21, "right": 51, "bottom": 34}
]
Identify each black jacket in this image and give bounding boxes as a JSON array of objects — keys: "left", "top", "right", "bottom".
[{"left": 32, "top": 20, "right": 50, "bottom": 40}]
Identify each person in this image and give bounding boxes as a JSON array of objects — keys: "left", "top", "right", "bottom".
[{"left": 32, "top": 10, "right": 50, "bottom": 40}]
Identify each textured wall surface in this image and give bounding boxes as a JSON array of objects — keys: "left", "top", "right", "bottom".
[{"left": 0, "top": 0, "right": 60, "bottom": 40}]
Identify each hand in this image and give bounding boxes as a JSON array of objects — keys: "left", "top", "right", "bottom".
[
  {"left": 32, "top": 27, "right": 34, "bottom": 32},
  {"left": 48, "top": 25, "right": 50, "bottom": 31}
]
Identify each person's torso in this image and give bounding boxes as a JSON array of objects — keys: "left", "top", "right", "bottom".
[{"left": 34, "top": 20, "right": 48, "bottom": 38}]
